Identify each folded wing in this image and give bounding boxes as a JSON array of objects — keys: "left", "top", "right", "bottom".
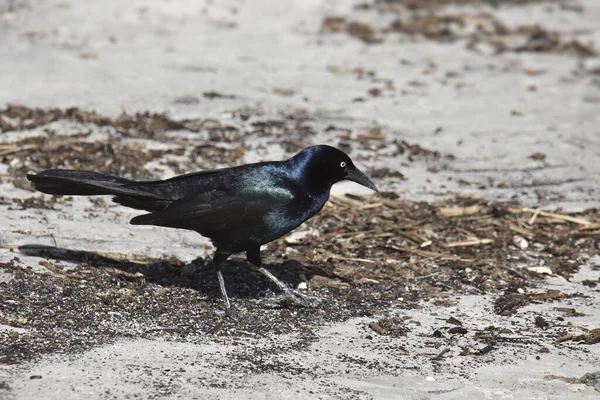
[{"left": 130, "top": 188, "right": 293, "bottom": 245}]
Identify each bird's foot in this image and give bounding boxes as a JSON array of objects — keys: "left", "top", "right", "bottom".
[
  {"left": 224, "top": 306, "right": 239, "bottom": 320},
  {"left": 287, "top": 287, "right": 310, "bottom": 300},
  {"left": 273, "top": 288, "right": 319, "bottom": 309}
]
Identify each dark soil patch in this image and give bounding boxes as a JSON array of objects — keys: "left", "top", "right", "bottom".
[{"left": 1, "top": 193, "right": 598, "bottom": 364}]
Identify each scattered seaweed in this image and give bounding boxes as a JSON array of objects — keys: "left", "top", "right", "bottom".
[
  {"left": 321, "top": 2, "right": 596, "bottom": 57},
  {"left": 1, "top": 191, "right": 598, "bottom": 364}
]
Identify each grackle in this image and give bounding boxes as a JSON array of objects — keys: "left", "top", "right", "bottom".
[{"left": 27, "top": 145, "right": 377, "bottom": 314}]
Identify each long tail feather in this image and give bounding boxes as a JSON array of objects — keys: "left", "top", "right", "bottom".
[{"left": 26, "top": 169, "right": 161, "bottom": 198}]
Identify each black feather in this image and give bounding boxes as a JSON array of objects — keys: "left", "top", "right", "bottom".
[{"left": 26, "top": 145, "right": 378, "bottom": 313}]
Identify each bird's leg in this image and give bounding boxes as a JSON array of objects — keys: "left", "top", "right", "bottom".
[
  {"left": 213, "top": 249, "right": 235, "bottom": 317},
  {"left": 246, "top": 247, "right": 309, "bottom": 302}
]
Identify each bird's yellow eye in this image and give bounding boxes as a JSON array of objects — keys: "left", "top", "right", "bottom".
[{"left": 340, "top": 161, "right": 346, "bottom": 168}]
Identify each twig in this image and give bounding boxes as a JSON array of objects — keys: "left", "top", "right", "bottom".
[
  {"left": 379, "top": 199, "right": 404, "bottom": 209},
  {"left": 555, "top": 334, "right": 574, "bottom": 344},
  {"left": 574, "top": 231, "right": 600, "bottom": 238},
  {"left": 384, "top": 245, "right": 469, "bottom": 261},
  {"left": 508, "top": 223, "right": 533, "bottom": 237},
  {"left": 518, "top": 208, "right": 592, "bottom": 226},
  {"left": 0, "top": 144, "right": 38, "bottom": 157},
  {"left": 103, "top": 267, "right": 145, "bottom": 280},
  {"left": 437, "top": 204, "right": 482, "bottom": 218},
  {"left": 336, "top": 228, "right": 381, "bottom": 238},
  {"left": 475, "top": 344, "right": 494, "bottom": 356},
  {"left": 330, "top": 256, "right": 376, "bottom": 264},
  {"left": 410, "top": 272, "right": 441, "bottom": 280},
  {"left": 579, "top": 223, "right": 600, "bottom": 231},
  {"left": 327, "top": 197, "right": 350, "bottom": 208},
  {"left": 359, "top": 202, "right": 383, "bottom": 210},
  {"left": 398, "top": 231, "right": 427, "bottom": 244},
  {"left": 444, "top": 238, "right": 492, "bottom": 248},
  {"left": 369, "top": 322, "right": 387, "bottom": 335},
  {"left": 364, "top": 233, "right": 395, "bottom": 239},
  {"left": 330, "top": 194, "right": 363, "bottom": 208},
  {"left": 451, "top": 215, "right": 493, "bottom": 222},
  {"left": 432, "top": 348, "right": 450, "bottom": 361},
  {"left": 528, "top": 208, "right": 542, "bottom": 225}
]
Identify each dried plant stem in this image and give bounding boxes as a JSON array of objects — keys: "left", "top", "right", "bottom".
[
  {"left": 517, "top": 208, "right": 592, "bottom": 226},
  {"left": 444, "top": 238, "right": 493, "bottom": 248}
]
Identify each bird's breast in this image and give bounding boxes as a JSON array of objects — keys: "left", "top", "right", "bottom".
[{"left": 261, "top": 191, "right": 329, "bottom": 243}]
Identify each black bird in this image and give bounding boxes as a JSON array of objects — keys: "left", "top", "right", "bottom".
[{"left": 27, "top": 145, "right": 377, "bottom": 313}]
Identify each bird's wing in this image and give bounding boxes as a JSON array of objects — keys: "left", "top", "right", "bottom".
[{"left": 129, "top": 188, "right": 292, "bottom": 232}]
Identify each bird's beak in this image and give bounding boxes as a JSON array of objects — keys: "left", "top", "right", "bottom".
[{"left": 345, "top": 168, "right": 378, "bottom": 192}]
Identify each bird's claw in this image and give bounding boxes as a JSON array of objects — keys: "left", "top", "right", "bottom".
[
  {"left": 224, "top": 307, "right": 238, "bottom": 320},
  {"left": 274, "top": 289, "right": 318, "bottom": 308}
]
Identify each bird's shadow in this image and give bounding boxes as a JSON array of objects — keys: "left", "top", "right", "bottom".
[{"left": 18, "top": 245, "right": 334, "bottom": 300}]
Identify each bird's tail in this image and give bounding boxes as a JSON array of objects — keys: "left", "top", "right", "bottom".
[{"left": 26, "top": 169, "right": 159, "bottom": 198}]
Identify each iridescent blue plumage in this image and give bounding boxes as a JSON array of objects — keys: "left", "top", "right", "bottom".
[{"left": 27, "top": 145, "right": 377, "bottom": 314}]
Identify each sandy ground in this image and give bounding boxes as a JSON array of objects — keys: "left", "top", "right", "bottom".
[{"left": 1, "top": 0, "right": 600, "bottom": 399}]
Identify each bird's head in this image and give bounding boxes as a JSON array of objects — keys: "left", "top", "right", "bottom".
[{"left": 293, "top": 145, "right": 378, "bottom": 193}]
